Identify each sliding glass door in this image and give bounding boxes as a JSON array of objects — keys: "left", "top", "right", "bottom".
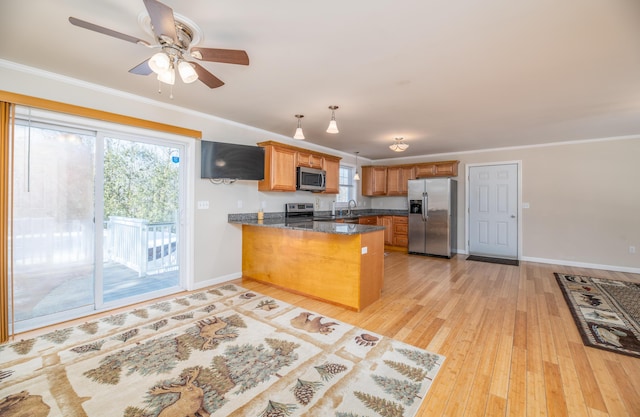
[{"left": 10, "top": 108, "right": 187, "bottom": 332}]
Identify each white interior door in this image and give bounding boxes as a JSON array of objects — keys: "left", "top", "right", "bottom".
[{"left": 468, "top": 163, "right": 519, "bottom": 259}]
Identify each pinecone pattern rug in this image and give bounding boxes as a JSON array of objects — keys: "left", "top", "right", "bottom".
[
  {"left": 0, "top": 284, "right": 444, "bottom": 416},
  {"left": 554, "top": 273, "right": 640, "bottom": 358}
]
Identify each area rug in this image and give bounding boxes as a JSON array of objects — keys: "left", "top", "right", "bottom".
[
  {"left": 554, "top": 273, "right": 640, "bottom": 358},
  {"left": 0, "top": 284, "right": 444, "bottom": 416},
  {"left": 466, "top": 255, "right": 519, "bottom": 266}
]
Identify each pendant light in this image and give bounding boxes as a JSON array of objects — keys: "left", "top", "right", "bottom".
[
  {"left": 389, "top": 137, "right": 409, "bottom": 152},
  {"left": 353, "top": 151, "right": 361, "bottom": 181},
  {"left": 326, "top": 105, "right": 339, "bottom": 133},
  {"left": 293, "top": 115, "right": 305, "bottom": 140}
]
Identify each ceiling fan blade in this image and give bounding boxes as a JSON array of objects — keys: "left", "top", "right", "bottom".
[
  {"left": 129, "top": 59, "right": 153, "bottom": 75},
  {"left": 69, "top": 17, "right": 150, "bottom": 46},
  {"left": 143, "top": 0, "right": 177, "bottom": 44},
  {"left": 192, "top": 62, "right": 225, "bottom": 88},
  {"left": 190, "top": 47, "right": 250, "bottom": 65}
]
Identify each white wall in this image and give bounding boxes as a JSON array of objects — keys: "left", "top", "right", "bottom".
[{"left": 2, "top": 61, "right": 638, "bottom": 282}]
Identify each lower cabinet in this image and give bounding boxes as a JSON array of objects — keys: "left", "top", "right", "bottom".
[
  {"left": 379, "top": 215, "right": 408, "bottom": 248},
  {"left": 392, "top": 216, "right": 408, "bottom": 247}
]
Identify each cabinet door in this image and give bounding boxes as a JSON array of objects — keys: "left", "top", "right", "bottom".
[
  {"left": 386, "top": 167, "right": 402, "bottom": 196},
  {"left": 297, "top": 152, "right": 323, "bottom": 168},
  {"left": 258, "top": 145, "right": 297, "bottom": 191},
  {"left": 392, "top": 216, "right": 408, "bottom": 247},
  {"left": 433, "top": 161, "right": 459, "bottom": 177},
  {"left": 414, "top": 163, "right": 435, "bottom": 178},
  {"left": 382, "top": 216, "right": 393, "bottom": 245},
  {"left": 322, "top": 157, "right": 340, "bottom": 194},
  {"left": 399, "top": 167, "right": 415, "bottom": 194},
  {"left": 362, "top": 166, "right": 388, "bottom": 196},
  {"left": 358, "top": 216, "right": 379, "bottom": 225}
]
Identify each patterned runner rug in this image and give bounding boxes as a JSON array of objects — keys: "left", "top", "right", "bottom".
[
  {"left": 554, "top": 273, "right": 640, "bottom": 358},
  {"left": 0, "top": 284, "right": 444, "bottom": 416}
]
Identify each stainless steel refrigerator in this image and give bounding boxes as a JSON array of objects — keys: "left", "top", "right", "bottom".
[{"left": 408, "top": 178, "right": 457, "bottom": 258}]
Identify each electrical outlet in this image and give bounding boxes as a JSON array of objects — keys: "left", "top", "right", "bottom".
[
  {"left": 237, "top": 200, "right": 243, "bottom": 208},
  {"left": 630, "top": 246, "right": 636, "bottom": 254}
]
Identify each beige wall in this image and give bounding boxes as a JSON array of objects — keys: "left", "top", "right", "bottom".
[{"left": 374, "top": 138, "right": 640, "bottom": 271}]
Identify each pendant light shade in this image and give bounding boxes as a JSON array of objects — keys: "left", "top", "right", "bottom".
[
  {"left": 326, "top": 105, "right": 339, "bottom": 133},
  {"left": 389, "top": 137, "right": 409, "bottom": 152},
  {"left": 353, "top": 151, "right": 361, "bottom": 181},
  {"left": 293, "top": 115, "right": 305, "bottom": 140}
]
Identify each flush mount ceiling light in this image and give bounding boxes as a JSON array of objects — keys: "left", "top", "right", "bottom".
[
  {"left": 389, "top": 137, "right": 409, "bottom": 152},
  {"left": 353, "top": 151, "right": 361, "bottom": 181},
  {"left": 293, "top": 115, "right": 305, "bottom": 140},
  {"left": 326, "top": 105, "right": 339, "bottom": 134}
]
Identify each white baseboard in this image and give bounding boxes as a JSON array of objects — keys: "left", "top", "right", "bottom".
[
  {"left": 190, "top": 272, "right": 242, "bottom": 291},
  {"left": 520, "top": 256, "right": 640, "bottom": 274}
]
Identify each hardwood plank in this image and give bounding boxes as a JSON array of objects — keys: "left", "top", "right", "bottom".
[{"left": 14, "top": 253, "right": 640, "bottom": 416}]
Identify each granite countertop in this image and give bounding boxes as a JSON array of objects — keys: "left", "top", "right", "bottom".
[{"left": 228, "top": 217, "right": 385, "bottom": 235}]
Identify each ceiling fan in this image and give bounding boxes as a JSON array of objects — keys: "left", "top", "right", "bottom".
[{"left": 69, "top": 0, "right": 249, "bottom": 89}]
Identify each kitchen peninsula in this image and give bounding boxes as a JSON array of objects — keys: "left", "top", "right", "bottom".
[{"left": 229, "top": 216, "right": 385, "bottom": 311}]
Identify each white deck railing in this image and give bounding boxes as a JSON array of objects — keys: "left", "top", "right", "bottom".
[
  {"left": 12, "top": 216, "right": 178, "bottom": 276},
  {"left": 105, "top": 216, "right": 178, "bottom": 276}
]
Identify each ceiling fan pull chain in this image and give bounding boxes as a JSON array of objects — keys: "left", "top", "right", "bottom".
[
  {"left": 157, "top": 79, "right": 162, "bottom": 95},
  {"left": 169, "top": 84, "right": 174, "bottom": 100}
]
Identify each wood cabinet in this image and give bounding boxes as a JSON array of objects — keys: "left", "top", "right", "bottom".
[
  {"left": 297, "top": 152, "right": 323, "bottom": 169},
  {"left": 415, "top": 160, "right": 459, "bottom": 178},
  {"left": 381, "top": 216, "right": 393, "bottom": 245},
  {"left": 380, "top": 215, "right": 408, "bottom": 248},
  {"left": 392, "top": 216, "right": 408, "bottom": 247},
  {"left": 322, "top": 157, "right": 340, "bottom": 194},
  {"left": 364, "top": 161, "right": 456, "bottom": 196},
  {"left": 361, "top": 166, "right": 388, "bottom": 196},
  {"left": 257, "top": 141, "right": 341, "bottom": 193},
  {"left": 258, "top": 143, "right": 297, "bottom": 191},
  {"left": 358, "top": 216, "right": 379, "bottom": 226},
  {"left": 387, "top": 166, "right": 415, "bottom": 195}
]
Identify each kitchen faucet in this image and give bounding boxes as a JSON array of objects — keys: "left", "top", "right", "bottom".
[{"left": 347, "top": 199, "right": 357, "bottom": 216}]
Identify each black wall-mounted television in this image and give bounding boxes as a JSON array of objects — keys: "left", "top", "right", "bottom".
[{"left": 201, "top": 141, "right": 265, "bottom": 180}]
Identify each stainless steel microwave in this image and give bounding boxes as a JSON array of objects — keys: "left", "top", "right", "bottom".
[{"left": 297, "top": 166, "right": 326, "bottom": 192}]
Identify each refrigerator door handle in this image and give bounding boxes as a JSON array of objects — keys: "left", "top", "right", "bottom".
[{"left": 422, "top": 192, "right": 429, "bottom": 221}]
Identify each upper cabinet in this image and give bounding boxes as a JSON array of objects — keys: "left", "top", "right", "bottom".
[
  {"left": 415, "top": 160, "right": 459, "bottom": 178},
  {"left": 362, "top": 166, "right": 388, "bottom": 196},
  {"left": 322, "top": 157, "right": 340, "bottom": 194},
  {"left": 258, "top": 143, "right": 297, "bottom": 192},
  {"left": 257, "top": 141, "right": 341, "bottom": 193},
  {"left": 362, "top": 160, "right": 458, "bottom": 196},
  {"left": 297, "top": 152, "right": 323, "bottom": 169},
  {"left": 387, "top": 166, "right": 415, "bottom": 196}
]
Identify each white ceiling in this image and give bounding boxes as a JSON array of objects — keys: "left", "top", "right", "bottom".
[{"left": 2, "top": 0, "right": 640, "bottom": 160}]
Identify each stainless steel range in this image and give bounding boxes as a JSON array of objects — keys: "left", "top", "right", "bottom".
[{"left": 284, "top": 203, "right": 315, "bottom": 223}]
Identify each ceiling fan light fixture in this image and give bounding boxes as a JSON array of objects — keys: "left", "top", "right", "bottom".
[
  {"left": 178, "top": 60, "right": 198, "bottom": 83},
  {"left": 326, "top": 105, "right": 339, "bottom": 134},
  {"left": 389, "top": 137, "right": 409, "bottom": 152},
  {"left": 293, "top": 115, "right": 305, "bottom": 140},
  {"left": 157, "top": 66, "right": 175, "bottom": 85},
  {"left": 149, "top": 52, "right": 171, "bottom": 74}
]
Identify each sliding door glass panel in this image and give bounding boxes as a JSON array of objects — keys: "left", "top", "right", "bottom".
[
  {"left": 101, "top": 137, "right": 181, "bottom": 304},
  {"left": 11, "top": 122, "right": 96, "bottom": 326}
]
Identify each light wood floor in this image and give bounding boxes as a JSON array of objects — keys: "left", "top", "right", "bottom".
[
  {"left": 14, "top": 253, "right": 640, "bottom": 416},
  {"left": 239, "top": 252, "right": 640, "bottom": 417}
]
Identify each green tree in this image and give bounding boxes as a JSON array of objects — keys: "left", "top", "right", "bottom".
[{"left": 103, "top": 138, "right": 178, "bottom": 223}]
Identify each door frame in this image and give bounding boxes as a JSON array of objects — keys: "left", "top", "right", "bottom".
[{"left": 465, "top": 160, "right": 522, "bottom": 259}]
